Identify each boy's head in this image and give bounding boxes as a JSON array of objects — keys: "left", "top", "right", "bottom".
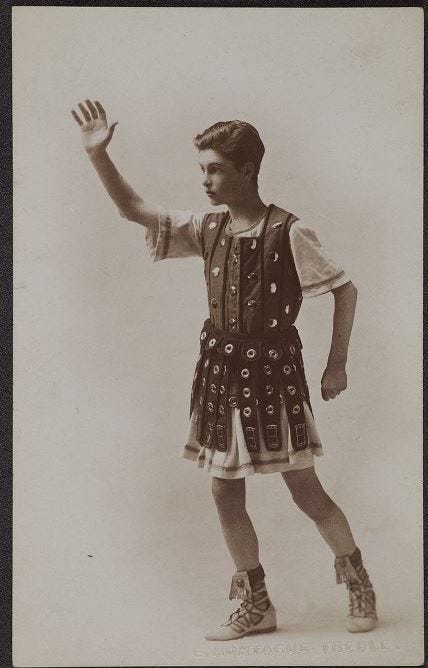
[{"left": 194, "top": 120, "right": 265, "bottom": 205}]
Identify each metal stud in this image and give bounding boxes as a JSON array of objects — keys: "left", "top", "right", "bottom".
[
  {"left": 208, "top": 221, "right": 217, "bottom": 230},
  {"left": 272, "top": 221, "right": 283, "bottom": 228},
  {"left": 212, "top": 266, "right": 220, "bottom": 277},
  {"left": 268, "top": 349, "right": 279, "bottom": 360},
  {"left": 285, "top": 304, "right": 290, "bottom": 314},
  {"left": 264, "top": 364, "right": 272, "bottom": 375},
  {"left": 219, "top": 385, "right": 225, "bottom": 394},
  {"left": 270, "top": 282, "right": 277, "bottom": 293},
  {"left": 282, "top": 364, "right": 291, "bottom": 375},
  {"left": 210, "top": 298, "right": 218, "bottom": 308},
  {"left": 268, "top": 318, "right": 278, "bottom": 328},
  {"left": 287, "top": 385, "right": 296, "bottom": 395},
  {"left": 246, "top": 348, "right": 257, "bottom": 360},
  {"left": 210, "top": 384, "right": 217, "bottom": 393},
  {"left": 218, "top": 405, "right": 225, "bottom": 415},
  {"left": 243, "top": 407, "right": 252, "bottom": 417},
  {"left": 230, "top": 285, "right": 237, "bottom": 296},
  {"left": 266, "top": 404, "right": 274, "bottom": 415},
  {"left": 228, "top": 396, "right": 238, "bottom": 407},
  {"left": 208, "top": 402, "right": 214, "bottom": 412},
  {"left": 200, "top": 331, "right": 207, "bottom": 340},
  {"left": 247, "top": 299, "right": 257, "bottom": 308},
  {"left": 250, "top": 239, "right": 257, "bottom": 249},
  {"left": 241, "top": 368, "right": 250, "bottom": 379},
  {"left": 292, "top": 405, "right": 301, "bottom": 415},
  {"left": 224, "top": 344, "right": 234, "bottom": 354},
  {"left": 268, "top": 251, "right": 279, "bottom": 262},
  {"left": 289, "top": 344, "right": 296, "bottom": 355},
  {"left": 213, "top": 365, "right": 220, "bottom": 374},
  {"left": 248, "top": 271, "right": 258, "bottom": 280},
  {"left": 265, "top": 385, "right": 273, "bottom": 395},
  {"left": 220, "top": 238, "right": 226, "bottom": 246},
  {"left": 243, "top": 387, "right": 251, "bottom": 398},
  {"left": 208, "top": 337, "right": 217, "bottom": 347}
]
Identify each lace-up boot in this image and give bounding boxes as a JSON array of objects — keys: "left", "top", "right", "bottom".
[
  {"left": 334, "top": 547, "right": 378, "bottom": 633},
  {"left": 205, "top": 564, "right": 277, "bottom": 641}
]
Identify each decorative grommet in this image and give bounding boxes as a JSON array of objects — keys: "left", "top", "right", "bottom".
[
  {"left": 268, "top": 349, "right": 279, "bottom": 360},
  {"left": 213, "top": 364, "right": 220, "bottom": 374},
  {"left": 236, "top": 578, "right": 245, "bottom": 588},
  {"left": 228, "top": 396, "right": 238, "bottom": 407},
  {"left": 247, "top": 299, "right": 257, "bottom": 308},
  {"left": 208, "top": 402, "right": 214, "bottom": 412},
  {"left": 223, "top": 364, "right": 227, "bottom": 374},
  {"left": 208, "top": 337, "right": 217, "bottom": 347},
  {"left": 268, "top": 250, "right": 279, "bottom": 262},
  {"left": 232, "top": 254, "right": 239, "bottom": 265},
  {"left": 289, "top": 344, "right": 296, "bottom": 355},
  {"left": 266, "top": 404, "right": 274, "bottom": 415},
  {"left": 268, "top": 318, "right": 278, "bottom": 328},
  {"left": 241, "top": 368, "right": 250, "bottom": 378},
  {"left": 292, "top": 405, "right": 301, "bottom": 415},
  {"left": 285, "top": 304, "right": 290, "bottom": 314},
  {"left": 243, "top": 407, "right": 252, "bottom": 417},
  {"left": 243, "top": 387, "right": 251, "bottom": 398},
  {"left": 201, "top": 331, "right": 207, "bottom": 340},
  {"left": 246, "top": 348, "right": 257, "bottom": 360},
  {"left": 210, "top": 383, "right": 217, "bottom": 393},
  {"left": 210, "top": 298, "right": 218, "bottom": 308},
  {"left": 272, "top": 221, "right": 283, "bottom": 228},
  {"left": 265, "top": 384, "right": 273, "bottom": 395},
  {"left": 287, "top": 385, "right": 296, "bottom": 395},
  {"left": 230, "top": 285, "right": 237, "bottom": 296},
  {"left": 218, "top": 405, "right": 225, "bottom": 415},
  {"left": 220, "top": 238, "right": 226, "bottom": 246},
  {"left": 224, "top": 343, "right": 234, "bottom": 354},
  {"left": 263, "top": 364, "right": 272, "bottom": 375},
  {"left": 208, "top": 221, "right": 217, "bottom": 230},
  {"left": 219, "top": 385, "right": 225, "bottom": 394},
  {"left": 282, "top": 364, "right": 291, "bottom": 375},
  {"left": 247, "top": 271, "right": 258, "bottom": 280},
  {"left": 270, "top": 282, "right": 277, "bottom": 293},
  {"left": 212, "top": 266, "right": 220, "bottom": 277},
  {"left": 250, "top": 239, "right": 257, "bottom": 249}
]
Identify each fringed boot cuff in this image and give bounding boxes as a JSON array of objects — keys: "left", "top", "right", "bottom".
[
  {"left": 229, "top": 563, "right": 265, "bottom": 600},
  {"left": 334, "top": 554, "right": 360, "bottom": 585}
]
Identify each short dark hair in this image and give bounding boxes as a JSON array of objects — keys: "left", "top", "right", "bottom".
[{"left": 193, "top": 120, "right": 265, "bottom": 186}]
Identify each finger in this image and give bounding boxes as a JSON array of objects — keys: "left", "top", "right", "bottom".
[
  {"left": 85, "top": 99, "right": 99, "bottom": 120},
  {"left": 94, "top": 100, "right": 106, "bottom": 121},
  {"left": 78, "top": 102, "right": 91, "bottom": 122},
  {"left": 71, "top": 109, "right": 83, "bottom": 126}
]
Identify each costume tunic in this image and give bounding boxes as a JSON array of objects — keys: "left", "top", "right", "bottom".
[{"left": 144, "top": 204, "right": 350, "bottom": 479}]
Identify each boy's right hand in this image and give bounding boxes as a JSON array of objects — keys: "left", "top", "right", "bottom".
[{"left": 71, "top": 99, "right": 117, "bottom": 158}]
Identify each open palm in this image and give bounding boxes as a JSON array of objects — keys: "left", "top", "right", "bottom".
[{"left": 71, "top": 99, "right": 117, "bottom": 156}]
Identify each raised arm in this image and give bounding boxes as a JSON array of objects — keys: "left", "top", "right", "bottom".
[{"left": 71, "top": 99, "right": 158, "bottom": 228}]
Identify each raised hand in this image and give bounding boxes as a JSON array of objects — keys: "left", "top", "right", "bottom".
[{"left": 71, "top": 99, "right": 117, "bottom": 157}]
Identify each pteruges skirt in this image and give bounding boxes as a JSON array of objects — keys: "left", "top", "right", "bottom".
[{"left": 181, "top": 319, "right": 324, "bottom": 479}]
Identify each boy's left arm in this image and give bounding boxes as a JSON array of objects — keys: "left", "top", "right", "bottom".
[{"left": 321, "top": 281, "right": 358, "bottom": 401}]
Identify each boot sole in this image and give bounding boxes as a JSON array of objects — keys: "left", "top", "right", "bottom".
[{"left": 243, "top": 625, "right": 277, "bottom": 637}]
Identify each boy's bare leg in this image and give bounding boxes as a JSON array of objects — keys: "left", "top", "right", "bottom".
[
  {"left": 211, "top": 476, "right": 260, "bottom": 570},
  {"left": 281, "top": 467, "right": 357, "bottom": 556}
]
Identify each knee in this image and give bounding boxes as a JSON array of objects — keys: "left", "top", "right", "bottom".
[
  {"left": 290, "top": 487, "right": 336, "bottom": 522},
  {"left": 211, "top": 477, "right": 245, "bottom": 513}
]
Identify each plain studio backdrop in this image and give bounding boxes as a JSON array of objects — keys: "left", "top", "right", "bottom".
[{"left": 12, "top": 7, "right": 422, "bottom": 667}]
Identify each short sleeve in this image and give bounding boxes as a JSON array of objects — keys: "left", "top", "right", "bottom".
[
  {"left": 289, "top": 220, "right": 351, "bottom": 297},
  {"left": 145, "top": 207, "right": 206, "bottom": 262}
]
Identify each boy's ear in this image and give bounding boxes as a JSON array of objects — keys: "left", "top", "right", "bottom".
[{"left": 242, "top": 161, "right": 256, "bottom": 181}]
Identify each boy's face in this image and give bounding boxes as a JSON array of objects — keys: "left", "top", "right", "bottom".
[{"left": 198, "top": 149, "right": 251, "bottom": 206}]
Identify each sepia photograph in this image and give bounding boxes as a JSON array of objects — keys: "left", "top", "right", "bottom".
[{"left": 12, "top": 5, "right": 423, "bottom": 666}]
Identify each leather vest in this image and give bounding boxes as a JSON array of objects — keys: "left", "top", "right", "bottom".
[
  {"left": 201, "top": 204, "right": 303, "bottom": 335},
  {"left": 190, "top": 204, "right": 312, "bottom": 455}
]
